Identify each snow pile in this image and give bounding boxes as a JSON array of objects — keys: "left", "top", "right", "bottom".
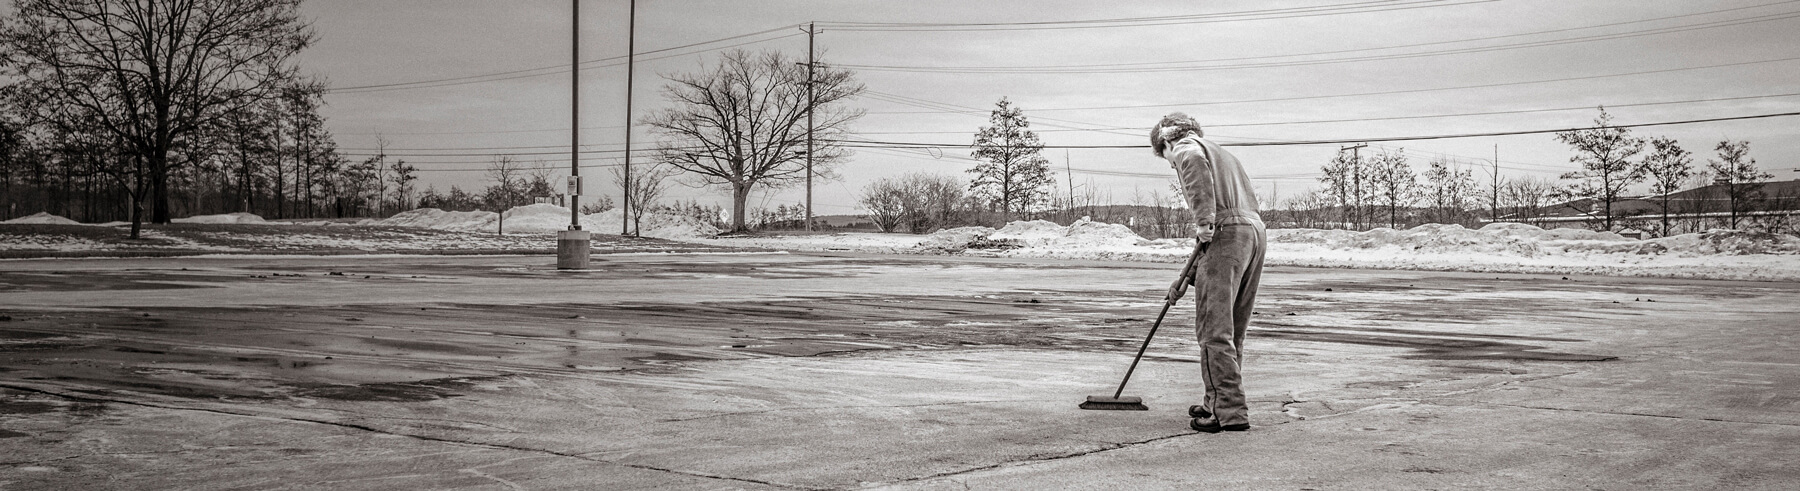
[
  {"left": 375, "top": 208, "right": 499, "bottom": 230},
  {"left": 1480, "top": 222, "right": 1627, "bottom": 242},
  {"left": 1584, "top": 229, "right": 1800, "bottom": 256},
  {"left": 915, "top": 217, "right": 1149, "bottom": 254},
  {"left": 489, "top": 203, "right": 597, "bottom": 234},
  {"left": 2, "top": 212, "right": 83, "bottom": 225},
  {"left": 696, "top": 218, "right": 1800, "bottom": 282},
  {"left": 173, "top": 212, "right": 269, "bottom": 225},
  {"left": 374, "top": 205, "right": 585, "bottom": 234},
  {"left": 1273, "top": 224, "right": 1541, "bottom": 257},
  {"left": 995, "top": 218, "right": 1149, "bottom": 249},
  {"left": 586, "top": 208, "right": 723, "bottom": 240},
  {"left": 373, "top": 205, "right": 721, "bottom": 239},
  {"left": 916, "top": 226, "right": 1020, "bottom": 253}
]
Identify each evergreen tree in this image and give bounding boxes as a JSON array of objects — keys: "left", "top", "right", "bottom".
[{"left": 968, "top": 98, "right": 1053, "bottom": 222}]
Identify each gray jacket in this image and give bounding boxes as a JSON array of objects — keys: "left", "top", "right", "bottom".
[{"left": 1165, "top": 135, "right": 1261, "bottom": 228}]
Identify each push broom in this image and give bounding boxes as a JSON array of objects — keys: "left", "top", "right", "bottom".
[{"left": 1079, "top": 239, "right": 1206, "bottom": 411}]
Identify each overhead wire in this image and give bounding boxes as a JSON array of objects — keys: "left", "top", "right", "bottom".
[
  {"left": 866, "top": 55, "right": 1800, "bottom": 114},
  {"left": 327, "top": 25, "right": 802, "bottom": 94},
  {"left": 820, "top": 0, "right": 1492, "bottom": 32},
  {"left": 837, "top": 1, "right": 1798, "bottom": 71},
  {"left": 831, "top": 110, "right": 1800, "bottom": 149},
  {"left": 838, "top": 8, "right": 1800, "bottom": 73}
]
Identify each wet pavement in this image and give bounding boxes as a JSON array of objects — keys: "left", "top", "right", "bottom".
[{"left": 0, "top": 253, "right": 1796, "bottom": 489}]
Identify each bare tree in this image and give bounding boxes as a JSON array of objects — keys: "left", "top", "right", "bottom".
[
  {"left": 643, "top": 49, "right": 864, "bottom": 232},
  {"left": 1638, "top": 136, "right": 1693, "bottom": 237},
  {"left": 1501, "top": 175, "right": 1555, "bottom": 226},
  {"left": 1282, "top": 190, "right": 1334, "bottom": 229},
  {"left": 611, "top": 162, "right": 678, "bottom": 235},
  {"left": 969, "top": 98, "right": 1054, "bottom": 222},
  {"left": 1708, "top": 139, "right": 1771, "bottom": 230},
  {"left": 1422, "top": 157, "right": 1476, "bottom": 225},
  {"left": 858, "top": 178, "right": 907, "bottom": 233},
  {"left": 485, "top": 155, "right": 524, "bottom": 234},
  {"left": 1, "top": 0, "right": 315, "bottom": 228},
  {"left": 1367, "top": 148, "right": 1416, "bottom": 229},
  {"left": 1554, "top": 108, "right": 1645, "bottom": 230},
  {"left": 1319, "top": 148, "right": 1372, "bottom": 229},
  {"left": 387, "top": 156, "right": 417, "bottom": 212}
]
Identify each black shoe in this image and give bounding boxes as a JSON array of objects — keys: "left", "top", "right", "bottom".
[
  {"left": 1190, "top": 417, "right": 1250, "bottom": 433},
  {"left": 1187, "top": 405, "right": 1212, "bottom": 419}
]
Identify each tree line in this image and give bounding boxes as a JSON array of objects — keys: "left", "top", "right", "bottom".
[{"left": 0, "top": 0, "right": 607, "bottom": 237}]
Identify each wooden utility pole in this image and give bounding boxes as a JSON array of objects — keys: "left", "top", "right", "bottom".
[
  {"left": 1064, "top": 150, "right": 1074, "bottom": 215},
  {"left": 1491, "top": 144, "right": 1500, "bottom": 222},
  {"left": 1342, "top": 143, "right": 1367, "bottom": 229},
  {"left": 802, "top": 22, "right": 817, "bottom": 231}
]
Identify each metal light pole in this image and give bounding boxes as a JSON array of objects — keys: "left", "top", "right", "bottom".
[
  {"left": 556, "top": 0, "right": 591, "bottom": 269},
  {"left": 621, "top": 0, "right": 636, "bottom": 236}
]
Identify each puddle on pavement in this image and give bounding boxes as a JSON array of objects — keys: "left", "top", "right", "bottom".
[{"left": 0, "top": 265, "right": 1670, "bottom": 405}]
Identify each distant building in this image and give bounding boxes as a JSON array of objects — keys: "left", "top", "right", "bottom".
[{"left": 1520, "top": 179, "right": 1800, "bottom": 234}]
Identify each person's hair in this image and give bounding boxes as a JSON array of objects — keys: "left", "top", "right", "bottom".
[{"left": 1150, "top": 112, "right": 1204, "bottom": 158}]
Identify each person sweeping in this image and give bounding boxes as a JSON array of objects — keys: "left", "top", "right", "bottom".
[{"left": 1151, "top": 112, "right": 1266, "bottom": 433}]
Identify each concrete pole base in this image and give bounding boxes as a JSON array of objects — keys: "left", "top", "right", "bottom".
[{"left": 556, "top": 230, "right": 591, "bottom": 270}]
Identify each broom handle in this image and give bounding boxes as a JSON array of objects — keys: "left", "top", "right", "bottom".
[{"left": 1112, "top": 240, "right": 1207, "bottom": 399}]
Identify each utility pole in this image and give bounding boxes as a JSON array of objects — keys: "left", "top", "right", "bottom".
[
  {"left": 1491, "top": 144, "right": 1500, "bottom": 222},
  {"left": 1064, "top": 149, "right": 1074, "bottom": 216},
  {"left": 557, "top": 0, "right": 590, "bottom": 269},
  {"left": 621, "top": 0, "right": 637, "bottom": 236},
  {"left": 1342, "top": 143, "right": 1367, "bottom": 229},
  {"left": 802, "top": 22, "right": 817, "bottom": 231}
]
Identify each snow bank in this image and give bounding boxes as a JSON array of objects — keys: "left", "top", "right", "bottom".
[
  {"left": 1273, "top": 224, "right": 1541, "bottom": 256},
  {"left": 374, "top": 205, "right": 583, "bottom": 234},
  {"left": 585, "top": 208, "right": 723, "bottom": 240},
  {"left": 172, "top": 212, "right": 269, "bottom": 224},
  {"left": 374, "top": 205, "right": 721, "bottom": 239},
  {"left": 1570, "top": 229, "right": 1800, "bottom": 256},
  {"left": 914, "top": 217, "right": 1148, "bottom": 254},
  {"left": 698, "top": 219, "right": 1800, "bottom": 282},
  {"left": 2, "top": 212, "right": 84, "bottom": 225}
]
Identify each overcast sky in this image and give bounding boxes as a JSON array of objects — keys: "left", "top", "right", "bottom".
[{"left": 296, "top": 0, "right": 1800, "bottom": 215}]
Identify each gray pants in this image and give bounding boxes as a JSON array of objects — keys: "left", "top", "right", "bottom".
[{"left": 1196, "top": 221, "right": 1266, "bottom": 426}]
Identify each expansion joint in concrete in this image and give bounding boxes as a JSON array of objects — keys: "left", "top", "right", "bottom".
[
  {"left": 869, "top": 431, "right": 1195, "bottom": 488},
  {"left": 1427, "top": 398, "right": 1800, "bottom": 428},
  {"left": 0, "top": 383, "right": 812, "bottom": 490}
]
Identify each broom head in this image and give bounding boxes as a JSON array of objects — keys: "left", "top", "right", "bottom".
[{"left": 1079, "top": 395, "right": 1149, "bottom": 410}]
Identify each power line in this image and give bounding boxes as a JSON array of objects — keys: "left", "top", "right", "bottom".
[
  {"left": 338, "top": 89, "right": 1800, "bottom": 146},
  {"left": 821, "top": 0, "right": 1493, "bottom": 32},
  {"left": 865, "top": 55, "right": 1800, "bottom": 115},
  {"left": 350, "top": 101, "right": 1800, "bottom": 159},
  {"left": 832, "top": 110, "right": 1800, "bottom": 149},
  {"left": 327, "top": 26, "right": 802, "bottom": 94},
  {"left": 838, "top": 8, "right": 1800, "bottom": 73},
  {"left": 840, "top": 1, "right": 1799, "bottom": 71},
  {"left": 859, "top": 91, "right": 1800, "bottom": 134},
  {"left": 337, "top": 124, "right": 628, "bottom": 137}
]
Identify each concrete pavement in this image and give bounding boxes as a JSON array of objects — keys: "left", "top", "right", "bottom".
[{"left": 1, "top": 253, "right": 1795, "bottom": 489}]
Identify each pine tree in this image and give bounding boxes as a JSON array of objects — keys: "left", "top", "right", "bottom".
[{"left": 969, "top": 98, "right": 1053, "bottom": 222}]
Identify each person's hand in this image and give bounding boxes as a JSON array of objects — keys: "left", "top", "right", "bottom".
[
  {"left": 1195, "top": 225, "right": 1215, "bottom": 244},
  {"left": 1167, "top": 270, "right": 1190, "bottom": 302}
]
